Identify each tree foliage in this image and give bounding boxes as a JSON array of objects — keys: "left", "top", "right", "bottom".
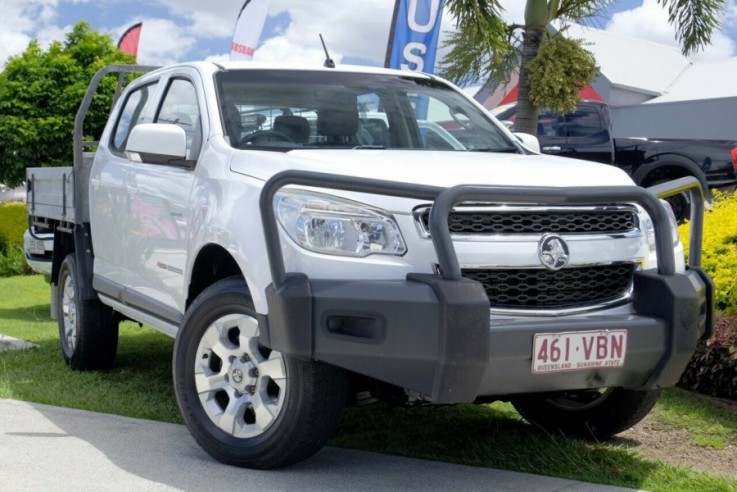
[
  {"left": 0, "top": 21, "right": 134, "bottom": 187},
  {"left": 441, "top": 0, "right": 726, "bottom": 134},
  {"left": 527, "top": 34, "right": 598, "bottom": 113},
  {"left": 658, "top": 0, "right": 726, "bottom": 55}
]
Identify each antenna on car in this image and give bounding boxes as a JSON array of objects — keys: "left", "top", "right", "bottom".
[{"left": 319, "top": 34, "right": 335, "bottom": 69}]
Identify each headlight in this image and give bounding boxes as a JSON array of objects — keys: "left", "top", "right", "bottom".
[
  {"left": 274, "top": 189, "right": 407, "bottom": 257},
  {"left": 642, "top": 200, "right": 680, "bottom": 251}
]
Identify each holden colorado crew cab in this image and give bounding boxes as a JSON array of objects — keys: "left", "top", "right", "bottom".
[{"left": 26, "top": 63, "right": 713, "bottom": 469}]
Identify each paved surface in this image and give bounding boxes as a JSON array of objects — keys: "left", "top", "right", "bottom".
[
  {"left": 0, "top": 184, "right": 25, "bottom": 203},
  {"left": 0, "top": 399, "right": 639, "bottom": 492}
]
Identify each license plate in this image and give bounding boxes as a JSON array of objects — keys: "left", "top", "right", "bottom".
[
  {"left": 28, "top": 238, "right": 46, "bottom": 256},
  {"left": 532, "top": 330, "right": 627, "bottom": 374}
]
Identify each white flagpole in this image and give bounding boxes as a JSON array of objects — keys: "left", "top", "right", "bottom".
[{"left": 230, "top": 0, "right": 271, "bottom": 61}]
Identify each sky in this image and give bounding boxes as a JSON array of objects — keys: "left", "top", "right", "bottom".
[{"left": 1, "top": 0, "right": 737, "bottom": 77}]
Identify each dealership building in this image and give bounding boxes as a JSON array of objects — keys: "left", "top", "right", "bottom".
[{"left": 475, "top": 23, "right": 737, "bottom": 140}]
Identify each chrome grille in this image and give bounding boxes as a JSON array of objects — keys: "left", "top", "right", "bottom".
[
  {"left": 417, "top": 208, "right": 637, "bottom": 235},
  {"left": 462, "top": 264, "right": 636, "bottom": 309}
]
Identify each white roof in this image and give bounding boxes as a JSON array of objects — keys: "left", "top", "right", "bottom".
[
  {"left": 213, "top": 60, "right": 433, "bottom": 79},
  {"left": 562, "top": 23, "right": 693, "bottom": 96},
  {"left": 645, "top": 57, "right": 737, "bottom": 103}
]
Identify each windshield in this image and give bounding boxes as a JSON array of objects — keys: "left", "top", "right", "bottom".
[{"left": 215, "top": 70, "right": 515, "bottom": 152}]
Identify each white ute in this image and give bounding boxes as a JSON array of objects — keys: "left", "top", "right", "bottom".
[{"left": 26, "top": 62, "right": 713, "bottom": 469}]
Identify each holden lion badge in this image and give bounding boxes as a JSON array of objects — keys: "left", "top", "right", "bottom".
[{"left": 538, "top": 234, "right": 570, "bottom": 270}]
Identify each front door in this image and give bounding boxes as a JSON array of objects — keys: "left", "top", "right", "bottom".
[{"left": 124, "top": 73, "right": 203, "bottom": 313}]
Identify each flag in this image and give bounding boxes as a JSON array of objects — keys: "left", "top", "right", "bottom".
[
  {"left": 385, "top": 0, "right": 445, "bottom": 73},
  {"left": 117, "top": 22, "right": 143, "bottom": 60},
  {"left": 231, "top": 0, "right": 271, "bottom": 61}
]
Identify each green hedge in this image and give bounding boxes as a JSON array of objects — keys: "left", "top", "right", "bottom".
[
  {"left": 680, "top": 191, "right": 737, "bottom": 314},
  {"left": 678, "top": 191, "right": 737, "bottom": 400},
  {"left": 0, "top": 202, "right": 29, "bottom": 277},
  {"left": 0, "top": 202, "right": 27, "bottom": 253}
]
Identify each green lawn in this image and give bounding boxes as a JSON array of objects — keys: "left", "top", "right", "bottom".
[{"left": 1, "top": 274, "right": 735, "bottom": 491}]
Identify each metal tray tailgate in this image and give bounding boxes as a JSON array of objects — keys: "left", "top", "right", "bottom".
[{"left": 27, "top": 167, "right": 75, "bottom": 222}]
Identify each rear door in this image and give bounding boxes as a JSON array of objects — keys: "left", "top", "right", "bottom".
[{"left": 91, "top": 79, "right": 161, "bottom": 290}]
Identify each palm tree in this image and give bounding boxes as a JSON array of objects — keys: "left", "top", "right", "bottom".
[{"left": 442, "top": 0, "right": 727, "bottom": 135}]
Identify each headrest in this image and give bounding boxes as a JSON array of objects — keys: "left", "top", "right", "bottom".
[
  {"left": 274, "top": 115, "right": 311, "bottom": 144},
  {"left": 317, "top": 93, "right": 359, "bottom": 137},
  {"left": 224, "top": 104, "right": 242, "bottom": 139}
]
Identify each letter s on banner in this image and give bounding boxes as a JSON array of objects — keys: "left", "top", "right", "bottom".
[
  {"left": 385, "top": 0, "right": 446, "bottom": 74},
  {"left": 400, "top": 42, "right": 427, "bottom": 72},
  {"left": 231, "top": 0, "right": 271, "bottom": 61}
]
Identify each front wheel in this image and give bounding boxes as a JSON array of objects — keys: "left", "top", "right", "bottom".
[
  {"left": 173, "top": 277, "right": 346, "bottom": 469},
  {"left": 652, "top": 178, "right": 691, "bottom": 224},
  {"left": 57, "top": 254, "right": 118, "bottom": 370},
  {"left": 664, "top": 192, "right": 691, "bottom": 224},
  {"left": 511, "top": 387, "right": 661, "bottom": 439}
]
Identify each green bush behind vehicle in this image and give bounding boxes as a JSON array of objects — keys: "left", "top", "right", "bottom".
[{"left": 0, "top": 202, "right": 30, "bottom": 277}]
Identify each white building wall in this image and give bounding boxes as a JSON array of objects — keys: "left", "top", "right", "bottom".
[
  {"left": 608, "top": 88, "right": 655, "bottom": 107},
  {"left": 611, "top": 97, "right": 737, "bottom": 140}
]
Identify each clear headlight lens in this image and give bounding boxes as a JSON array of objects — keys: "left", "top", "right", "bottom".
[
  {"left": 642, "top": 200, "right": 680, "bottom": 251},
  {"left": 274, "top": 189, "right": 407, "bottom": 257}
]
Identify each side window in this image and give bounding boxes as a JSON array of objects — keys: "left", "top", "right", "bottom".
[
  {"left": 563, "top": 106, "right": 604, "bottom": 137},
  {"left": 536, "top": 109, "right": 558, "bottom": 137},
  {"left": 156, "top": 78, "right": 202, "bottom": 160},
  {"left": 110, "top": 83, "right": 158, "bottom": 154}
]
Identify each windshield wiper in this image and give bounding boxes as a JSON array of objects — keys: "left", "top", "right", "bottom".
[
  {"left": 467, "top": 147, "right": 519, "bottom": 153},
  {"left": 352, "top": 145, "right": 386, "bottom": 150}
]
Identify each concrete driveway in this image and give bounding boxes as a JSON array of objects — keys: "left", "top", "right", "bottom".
[{"left": 0, "top": 399, "right": 638, "bottom": 491}]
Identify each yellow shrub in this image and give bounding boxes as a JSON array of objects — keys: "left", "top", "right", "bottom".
[
  {"left": 0, "top": 202, "right": 28, "bottom": 252},
  {"left": 680, "top": 190, "right": 737, "bottom": 313}
]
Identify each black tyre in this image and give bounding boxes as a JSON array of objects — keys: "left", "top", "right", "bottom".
[
  {"left": 511, "top": 387, "right": 661, "bottom": 439},
  {"left": 652, "top": 179, "right": 690, "bottom": 224},
  {"left": 173, "top": 277, "right": 346, "bottom": 469},
  {"left": 664, "top": 193, "right": 690, "bottom": 224},
  {"left": 57, "top": 254, "right": 119, "bottom": 370}
]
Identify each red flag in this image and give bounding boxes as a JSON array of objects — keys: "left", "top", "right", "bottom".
[{"left": 117, "top": 22, "right": 143, "bottom": 59}]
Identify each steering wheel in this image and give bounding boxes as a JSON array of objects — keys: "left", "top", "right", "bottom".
[{"left": 239, "top": 130, "right": 295, "bottom": 147}]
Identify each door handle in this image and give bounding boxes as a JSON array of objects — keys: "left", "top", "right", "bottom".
[{"left": 542, "top": 146, "right": 562, "bottom": 152}]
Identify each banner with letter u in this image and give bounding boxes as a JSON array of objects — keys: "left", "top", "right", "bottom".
[
  {"left": 385, "top": 0, "right": 446, "bottom": 73},
  {"left": 231, "top": 0, "right": 271, "bottom": 61}
]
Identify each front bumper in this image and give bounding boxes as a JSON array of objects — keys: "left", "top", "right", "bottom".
[{"left": 258, "top": 172, "right": 713, "bottom": 404}]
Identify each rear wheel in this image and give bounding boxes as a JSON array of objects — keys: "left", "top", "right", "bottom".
[
  {"left": 57, "top": 254, "right": 118, "bottom": 370},
  {"left": 173, "top": 277, "right": 346, "bottom": 469},
  {"left": 511, "top": 387, "right": 661, "bottom": 439}
]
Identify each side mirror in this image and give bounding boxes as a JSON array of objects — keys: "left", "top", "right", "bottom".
[
  {"left": 126, "top": 123, "right": 189, "bottom": 166},
  {"left": 514, "top": 132, "right": 541, "bottom": 153}
]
